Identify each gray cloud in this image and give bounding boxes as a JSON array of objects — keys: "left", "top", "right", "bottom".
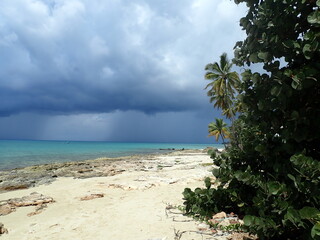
[
  {"left": 0, "top": 108, "right": 222, "bottom": 143},
  {"left": 0, "top": 0, "right": 247, "bottom": 142}
]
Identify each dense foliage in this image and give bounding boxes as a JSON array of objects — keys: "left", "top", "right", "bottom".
[{"left": 183, "top": 1, "right": 320, "bottom": 239}]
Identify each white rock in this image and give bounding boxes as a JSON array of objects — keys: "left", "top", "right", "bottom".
[
  {"left": 218, "top": 219, "right": 231, "bottom": 228},
  {"left": 212, "top": 211, "right": 227, "bottom": 219}
]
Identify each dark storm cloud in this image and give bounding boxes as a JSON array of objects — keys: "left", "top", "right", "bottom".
[{"left": 0, "top": 0, "right": 246, "bottom": 117}]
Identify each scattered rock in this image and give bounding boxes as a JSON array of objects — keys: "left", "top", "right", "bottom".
[
  {"left": 0, "top": 184, "right": 29, "bottom": 191},
  {"left": 227, "top": 233, "right": 258, "bottom": 240},
  {"left": 218, "top": 219, "right": 231, "bottom": 228},
  {"left": 197, "top": 223, "right": 210, "bottom": 231},
  {"left": 80, "top": 193, "right": 104, "bottom": 201},
  {"left": 212, "top": 211, "right": 227, "bottom": 219},
  {"left": 27, "top": 204, "right": 48, "bottom": 217},
  {"left": 0, "top": 203, "right": 15, "bottom": 216},
  {"left": 0, "top": 193, "right": 54, "bottom": 217},
  {"left": 238, "top": 219, "right": 244, "bottom": 225},
  {"left": 0, "top": 150, "right": 212, "bottom": 193},
  {"left": 8, "top": 192, "right": 54, "bottom": 207},
  {"left": 208, "top": 218, "right": 220, "bottom": 225},
  {"left": 106, "top": 184, "right": 130, "bottom": 190},
  {"left": 77, "top": 168, "right": 93, "bottom": 173},
  {"left": 0, "top": 223, "right": 8, "bottom": 235}
]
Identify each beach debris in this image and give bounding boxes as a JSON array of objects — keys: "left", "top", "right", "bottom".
[
  {"left": 77, "top": 168, "right": 93, "bottom": 173},
  {"left": 208, "top": 212, "right": 242, "bottom": 227},
  {"left": 105, "top": 183, "right": 157, "bottom": 190},
  {"left": 0, "top": 203, "right": 15, "bottom": 216},
  {"left": 8, "top": 192, "right": 54, "bottom": 207},
  {"left": 0, "top": 192, "right": 54, "bottom": 217},
  {"left": 0, "top": 223, "right": 8, "bottom": 235},
  {"left": 0, "top": 184, "right": 29, "bottom": 191},
  {"left": 227, "top": 233, "right": 258, "bottom": 240},
  {"left": 212, "top": 211, "right": 227, "bottom": 219},
  {"left": 218, "top": 219, "right": 231, "bottom": 228},
  {"left": 27, "top": 204, "right": 48, "bottom": 217},
  {"left": 80, "top": 193, "right": 104, "bottom": 201}
]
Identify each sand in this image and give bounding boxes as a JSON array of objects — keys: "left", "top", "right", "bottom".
[{"left": 0, "top": 151, "right": 233, "bottom": 240}]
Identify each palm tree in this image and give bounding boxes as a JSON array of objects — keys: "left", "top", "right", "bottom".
[
  {"left": 204, "top": 53, "right": 241, "bottom": 119},
  {"left": 208, "top": 118, "right": 229, "bottom": 147}
]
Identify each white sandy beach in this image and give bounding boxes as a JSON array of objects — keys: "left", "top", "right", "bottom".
[{"left": 0, "top": 151, "right": 237, "bottom": 240}]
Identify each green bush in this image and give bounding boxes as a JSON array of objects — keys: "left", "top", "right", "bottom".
[{"left": 183, "top": 0, "right": 320, "bottom": 239}]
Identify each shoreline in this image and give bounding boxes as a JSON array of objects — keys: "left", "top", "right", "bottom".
[
  {"left": 0, "top": 149, "right": 230, "bottom": 240},
  {"left": 0, "top": 149, "right": 208, "bottom": 193},
  {"left": 0, "top": 140, "right": 219, "bottom": 171}
]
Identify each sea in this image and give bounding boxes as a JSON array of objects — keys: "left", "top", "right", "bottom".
[{"left": 0, "top": 140, "right": 222, "bottom": 170}]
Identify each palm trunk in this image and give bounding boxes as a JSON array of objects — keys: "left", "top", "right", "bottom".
[{"left": 220, "top": 133, "right": 227, "bottom": 149}]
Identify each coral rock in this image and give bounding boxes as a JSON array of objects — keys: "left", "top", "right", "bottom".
[
  {"left": 0, "top": 204, "right": 14, "bottom": 216},
  {"left": 218, "top": 219, "right": 231, "bottom": 227},
  {"left": 212, "top": 211, "right": 227, "bottom": 219},
  {"left": 80, "top": 193, "right": 104, "bottom": 201},
  {"left": 0, "top": 223, "right": 8, "bottom": 235},
  {"left": 7, "top": 192, "right": 54, "bottom": 207}
]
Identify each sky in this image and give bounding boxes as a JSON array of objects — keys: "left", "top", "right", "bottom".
[{"left": 0, "top": 0, "right": 247, "bottom": 143}]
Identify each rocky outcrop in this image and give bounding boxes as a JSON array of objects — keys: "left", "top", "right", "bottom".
[
  {"left": 0, "top": 192, "right": 54, "bottom": 217},
  {"left": 8, "top": 192, "right": 54, "bottom": 207},
  {"left": 0, "top": 151, "right": 211, "bottom": 193},
  {"left": 0, "top": 223, "right": 8, "bottom": 235},
  {"left": 0, "top": 203, "right": 15, "bottom": 216}
]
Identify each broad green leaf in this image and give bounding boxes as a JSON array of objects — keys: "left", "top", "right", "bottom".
[
  {"left": 285, "top": 208, "right": 301, "bottom": 226},
  {"left": 291, "top": 111, "right": 299, "bottom": 120},
  {"left": 271, "top": 86, "right": 282, "bottom": 96},
  {"left": 257, "top": 101, "right": 265, "bottom": 110},
  {"left": 234, "top": 41, "right": 243, "bottom": 48},
  {"left": 311, "top": 41, "right": 319, "bottom": 52},
  {"left": 293, "top": 42, "right": 300, "bottom": 49},
  {"left": 307, "top": 11, "right": 320, "bottom": 26},
  {"left": 258, "top": 52, "right": 269, "bottom": 61},
  {"left": 204, "top": 177, "right": 211, "bottom": 189},
  {"left": 240, "top": 17, "right": 249, "bottom": 28},
  {"left": 243, "top": 215, "right": 254, "bottom": 226},
  {"left": 252, "top": 73, "right": 260, "bottom": 84},
  {"left": 303, "top": 44, "right": 312, "bottom": 59},
  {"left": 267, "top": 181, "right": 282, "bottom": 195},
  {"left": 284, "top": 69, "right": 293, "bottom": 77},
  {"left": 207, "top": 149, "right": 216, "bottom": 157},
  {"left": 283, "top": 40, "right": 294, "bottom": 48},
  {"left": 304, "top": 31, "right": 315, "bottom": 41},
  {"left": 299, "top": 207, "right": 320, "bottom": 219},
  {"left": 291, "top": 75, "right": 302, "bottom": 90},
  {"left": 267, "top": 21, "right": 274, "bottom": 27},
  {"left": 249, "top": 53, "right": 259, "bottom": 63},
  {"left": 311, "top": 223, "right": 320, "bottom": 238},
  {"left": 278, "top": 201, "right": 289, "bottom": 211},
  {"left": 317, "top": 0, "right": 320, "bottom": 7},
  {"left": 255, "top": 144, "right": 265, "bottom": 153},
  {"left": 287, "top": 174, "right": 296, "bottom": 182},
  {"left": 211, "top": 168, "right": 219, "bottom": 177},
  {"left": 234, "top": 170, "right": 243, "bottom": 179}
]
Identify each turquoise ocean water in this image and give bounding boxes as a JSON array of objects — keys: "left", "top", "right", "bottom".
[{"left": 0, "top": 140, "right": 222, "bottom": 170}]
